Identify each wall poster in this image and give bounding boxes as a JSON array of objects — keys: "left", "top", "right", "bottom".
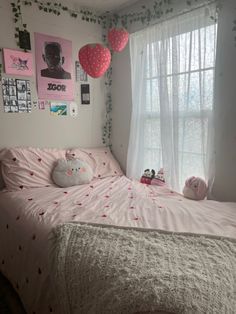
[
  {"left": 1, "top": 77, "right": 31, "bottom": 113},
  {"left": 35, "top": 33, "right": 74, "bottom": 101},
  {"left": 3, "top": 48, "right": 33, "bottom": 76}
]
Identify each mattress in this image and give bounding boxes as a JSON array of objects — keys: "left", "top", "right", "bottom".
[{"left": 0, "top": 175, "right": 236, "bottom": 313}]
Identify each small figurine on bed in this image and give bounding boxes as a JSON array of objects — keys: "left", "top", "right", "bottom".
[
  {"left": 183, "top": 176, "right": 208, "bottom": 200},
  {"left": 140, "top": 168, "right": 166, "bottom": 186},
  {"left": 151, "top": 168, "right": 166, "bottom": 186},
  {"left": 140, "top": 169, "right": 155, "bottom": 185}
]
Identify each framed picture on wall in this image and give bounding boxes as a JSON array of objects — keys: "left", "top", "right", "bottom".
[{"left": 3, "top": 48, "right": 34, "bottom": 76}]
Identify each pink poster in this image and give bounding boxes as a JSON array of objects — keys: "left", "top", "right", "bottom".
[
  {"left": 3, "top": 49, "right": 34, "bottom": 76},
  {"left": 34, "top": 33, "right": 74, "bottom": 101}
]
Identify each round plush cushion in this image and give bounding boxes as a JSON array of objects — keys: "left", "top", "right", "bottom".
[
  {"left": 183, "top": 176, "right": 208, "bottom": 200},
  {"left": 52, "top": 158, "right": 93, "bottom": 188}
]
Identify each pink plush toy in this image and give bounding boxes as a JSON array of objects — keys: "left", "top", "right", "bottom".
[
  {"left": 151, "top": 168, "right": 166, "bottom": 186},
  {"left": 183, "top": 176, "right": 208, "bottom": 200}
]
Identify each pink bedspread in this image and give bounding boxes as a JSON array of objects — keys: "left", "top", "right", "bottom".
[{"left": 0, "top": 175, "right": 236, "bottom": 313}]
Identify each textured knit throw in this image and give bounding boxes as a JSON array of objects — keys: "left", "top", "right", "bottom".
[{"left": 50, "top": 223, "right": 236, "bottom": 314}]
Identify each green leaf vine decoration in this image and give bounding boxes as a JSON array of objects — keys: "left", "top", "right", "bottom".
[
  {"left": 11, "top": 0, "right": 176, "bottom": 45},
  {"left": 9, "top": 0, "right": 223, "bottom": 146},
  {"left": 11, "top": 1, "right": 26, "bottom": 48},
  {"left": 102, "top": 65, "right": 113, "bottom": 147},
  {"left": 233, "top": 19, "right": 236, "bottom": 46},
  {"left": 102, "top": 16, "right": 113, "bottom": 147}
]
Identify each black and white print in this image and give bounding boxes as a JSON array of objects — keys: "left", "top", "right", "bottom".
[{"left": 1, "top": 77, "right": 32, "bottom": 113}]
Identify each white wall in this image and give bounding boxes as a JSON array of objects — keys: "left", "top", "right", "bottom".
[
  {"left": 111, "top": 0, "right": 236, "bottom": 201},
  {"left": 211, "top": 0, "right": 236, "bottom": 201},
  {"left": 0, "top": 0, "right": 106, "bottom": 149},
  {"left": 111, "top": 44, "right": 132, "bottom": 171}
]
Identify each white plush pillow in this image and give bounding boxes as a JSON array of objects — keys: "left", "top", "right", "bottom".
[
  {"left": 52, "top": 158, "right": 93, "bottom": 188},
  {"left": 66, "top": 147, "right": 123, "bottom": 178}
]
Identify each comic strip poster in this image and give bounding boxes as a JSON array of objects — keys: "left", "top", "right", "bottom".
[
  {"left": 3, "top": 48, "right": 33, "bottom": 76},
  {"left": 1, "top": 77, "right": 31, "bottom": 113},
  {"left": 35, "top": 33, "right": 74, "bottom": 101}
]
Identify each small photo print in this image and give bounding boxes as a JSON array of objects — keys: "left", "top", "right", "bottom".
[
  {"left": 4, "top": 106, "right": 11, "bottom": 113},
  {"left": 10, "top": 105, "right": 19, "bottom": 112},
  {"left": 9, "top": 86, "right": 16, "bottom": 96},
  {"left": 18, "top": 92, "right": 26, "bottom": 100},
  {"left": 8, "top": 78, "right": 15, "bottom": 85},
  {"left": 16, "top": 80, "right": 27, "bottom": 93},
  {"left": 2, "top": 85, "right": 9, "bottom": 96},
  {"left": 10, "top": 96, "right": 17, "bottom": 105},
  {"left": 75, "top": 61, "right": 88, "bottom": 82},
  {"left": 10, "top": 100, "right": 17, "bottom": 106},
  {"left": 75, "top": 61, "right": 80, "bottom": 82},
  {"left": 26, "top": 81, "right": 30, "bottom": 90},
  {"left": 81, "top": 84, "right": 90, "bottom": 105},
  {"left": 18, "top": 100, "right": 27, "bottom": 107},
  {"left": 2, "top": 77, "right": 8, "bottom": 85},
  {"left": 50, "top": 103, "right": 67, "bottom": 116},
  {"left": 80, "top": 66, "right": 88, "bottom": 82}
]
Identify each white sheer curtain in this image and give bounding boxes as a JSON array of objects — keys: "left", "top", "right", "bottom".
[{"left": 127, "top": 5, "right": 218, "bottom": 192}]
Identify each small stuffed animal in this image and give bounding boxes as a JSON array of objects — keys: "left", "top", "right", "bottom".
[
  {"left": 140, "top": 169, "right": 155, "bottom": 184},
  {"left": 52, "top": 158, "right": 93, "bottom": 187},
  {"left": 183, "top": 176, "right": 208, "bottom": 200},
  {"left": 140, "top": 168, "right": 167, "bottom": 186},
  {"left": 151, "top": 168, "right": 166, "bottom": 186}
]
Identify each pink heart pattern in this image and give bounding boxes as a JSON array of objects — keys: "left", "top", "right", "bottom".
[
  {"left": 79, "top": 43, "right": 111, "bottom": 78},
  {"left": 108, "top": 28, "right": 129, "bottom": 52}
]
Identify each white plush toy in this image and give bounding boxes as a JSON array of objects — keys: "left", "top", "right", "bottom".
[
  {"left": 52, "top": 158, "right": 93, "bottom": 188},
  {"left": 183, "top": 176, "right": 208, "bottom": 200}
]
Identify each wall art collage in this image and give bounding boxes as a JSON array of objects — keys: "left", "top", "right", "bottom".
[{"left": 1, "top": 33, "right": 90, "bottom": 116}]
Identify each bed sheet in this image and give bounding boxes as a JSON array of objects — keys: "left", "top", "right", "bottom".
[{"left": 0, "top": 175, "right": 236, "bottom": 313}]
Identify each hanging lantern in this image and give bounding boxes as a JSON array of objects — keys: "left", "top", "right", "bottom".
[
  {"left": 78, "top": 43, "right": 111, "bottom": 78},
  {"left": 108, "top": 27, "right": 129, "bottom": 52}
]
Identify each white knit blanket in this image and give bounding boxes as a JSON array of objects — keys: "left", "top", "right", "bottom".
[{"left": 50, "top": 223, "right": 236, "bottom": 314}]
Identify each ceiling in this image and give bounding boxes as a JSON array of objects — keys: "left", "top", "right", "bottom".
[{"left": 67, "top": 0, "right": 139, "bottom": 13}]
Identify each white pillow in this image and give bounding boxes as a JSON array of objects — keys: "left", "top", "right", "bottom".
[{"left": 52, "top": 158, "right": 93, "bottom": 187}]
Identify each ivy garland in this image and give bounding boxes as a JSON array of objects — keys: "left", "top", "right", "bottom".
[
  {"left": 102, "top": 65, "right": 113, "bottom": 146},
  {"left": 9, "top": 0, "right": 223, "bottom": 146},
  {"left": 233, "top": 19, "right": 236, "bottom": 46},
  {"left": 11, "top": 0, "right": 175, "bottom": 38}
]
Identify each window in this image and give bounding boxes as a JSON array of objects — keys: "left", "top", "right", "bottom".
[{"left": 127, "top": 6, "right": 218, "bottom": 191}]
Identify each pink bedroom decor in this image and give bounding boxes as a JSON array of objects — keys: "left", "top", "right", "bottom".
[
  {"left": 183, "top": 176, "right": 208, "bottom": 200},
  {"left": 78, "top": 43, "right": 111, "bottom": 78},
  {"left": 3, "top": 48, "right": 34, "bottom": 76},
  {"left": 108, "top": 27, "right": 129, "bottom": 52}
]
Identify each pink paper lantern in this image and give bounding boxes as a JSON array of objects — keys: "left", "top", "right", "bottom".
[
  {"left": 78, "top": 43, "right": 111, "bottom": 78},
  {"left": 108, "top": 28, "right": 129, "bottom": 52}
]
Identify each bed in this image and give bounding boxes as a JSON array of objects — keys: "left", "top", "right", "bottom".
[{"left": 0, "top": 147, "right": 235, "bottom": 314}]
